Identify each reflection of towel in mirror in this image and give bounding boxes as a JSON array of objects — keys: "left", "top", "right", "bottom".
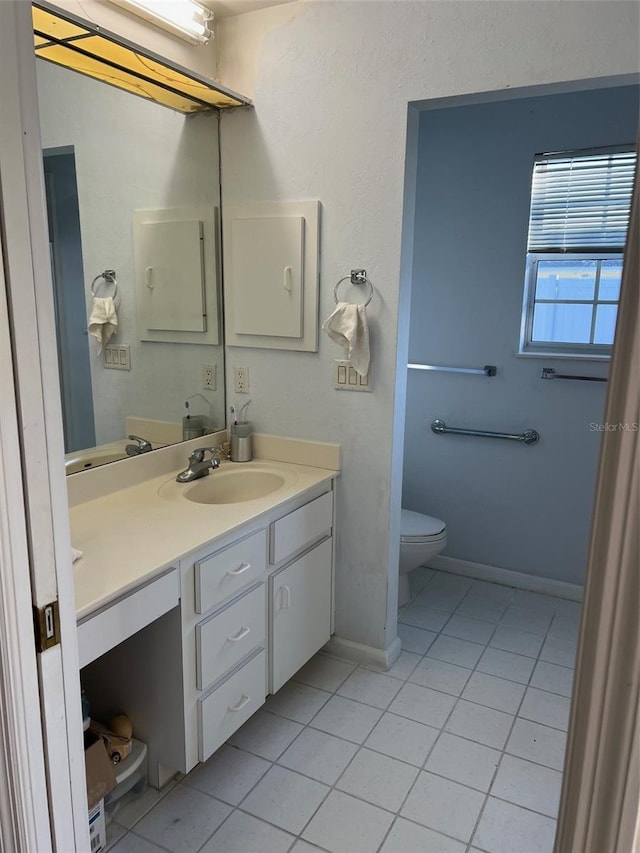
[
  {"left": 322, "top": 301, "right": 370, "bottom": 376},
  {"left": 88, "top": 297, "right": 118, "bottom": 349}
]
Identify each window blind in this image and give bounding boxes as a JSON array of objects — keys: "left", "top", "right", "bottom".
[{"left": 527, "top": 148, "right": 636, "bottom": 252}]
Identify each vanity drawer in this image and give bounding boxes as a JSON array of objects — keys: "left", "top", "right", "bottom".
[
  {"left": 196, "top": 583, "right": 265, "bottom": 690},
  {"left": 270, "top": 491, "right": 333, "bottom": 565},
  {"left": 77, "top": 568, "right": 180, "bottom": 669},
  {"left": 198, "top": 649, "right": 266, "bottom": 763},
  {"left": 195, "top": 529, "right": 267, "bottom": 614}
]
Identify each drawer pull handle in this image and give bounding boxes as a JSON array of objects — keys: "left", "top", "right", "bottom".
[
  {"left": 228, "top": 694, "right": 250, "bottom": 712},
  {"left": 228, "top": 626, "right": 250, "bottom": 642},
  {"left": 281, "top": 585, "right": 291, "bottom": 610},
  {"left": 227, "top": 562, "right": 251, "bottom": 577}
]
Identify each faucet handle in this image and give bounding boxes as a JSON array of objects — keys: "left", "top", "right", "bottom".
[
  {"left": 128, "top": 434, "right": 152, "bottom": 451},
  {"left": 189, "top": 447, "right": 223, "bottom": 464}
]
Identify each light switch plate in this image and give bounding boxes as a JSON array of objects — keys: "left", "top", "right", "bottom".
[
  {"left": 333, "top": 359, "right": 372, "bottom": 392},
  {"left": 103, "top": 344, "right": 131, "bottom": 370}
]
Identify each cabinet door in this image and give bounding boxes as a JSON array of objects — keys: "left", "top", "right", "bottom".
[
  {"left": 230, "top": 216, "right": 304, "bottom": 338},
  {"left": 270, "top": 538, "right": 332, "bottom": 693}
]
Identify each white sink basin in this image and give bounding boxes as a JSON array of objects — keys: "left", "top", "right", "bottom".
[
  {"left": 159, "top": 465, "right": 289, "bottom": 505},
  {"left": 65, "top": 449, "right": 127, "bottom": 474}
]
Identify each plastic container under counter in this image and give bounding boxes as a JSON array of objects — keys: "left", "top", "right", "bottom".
[{"left": 104, "top": 738, "right": 147, "bottom": 824}]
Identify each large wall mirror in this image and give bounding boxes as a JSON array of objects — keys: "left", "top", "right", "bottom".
[{"left": 36, "top": 57, "right": 226, "bottom": 474}]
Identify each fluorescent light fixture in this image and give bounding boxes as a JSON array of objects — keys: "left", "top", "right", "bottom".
[
  {"left": 33, "top": 1, "right": 251, "bottom": 113},
  {"left": 107, "top": 0, "right": 214, "bottom": 45}
]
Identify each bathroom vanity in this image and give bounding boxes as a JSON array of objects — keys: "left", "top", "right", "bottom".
[{"left": 72, "top": 439, "right": 339, "bottom": 787}]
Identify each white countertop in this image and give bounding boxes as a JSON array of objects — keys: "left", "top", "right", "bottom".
[{"left": 71, "top": 459, "right": 337, "bottom": 620}]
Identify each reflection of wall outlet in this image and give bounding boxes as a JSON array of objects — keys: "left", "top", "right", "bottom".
[
  {"left": 333, "top": 359, "right": 372, "bottom": 392},
  {"left": 234, "top": 366, "right": 250, "bottom": 393},
  {"left": 202, "top": 364, "right": 216, "bottom": 391}
]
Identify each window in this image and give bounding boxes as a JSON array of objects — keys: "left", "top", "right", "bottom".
[{"left": 519, "top": 146, "right": 636, "bottom": 357}]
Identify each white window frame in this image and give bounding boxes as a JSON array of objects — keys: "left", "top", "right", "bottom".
[
  {"left": 518, "top": 145, "right": 635, "bottom": 360},
  {"left": 519, "top": 251, "right": 623, "bottom": 359}
]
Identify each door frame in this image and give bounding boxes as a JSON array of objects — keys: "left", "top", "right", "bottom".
[
  {"left": 0, "top": 2, "right": 89, "bottom": 850},
  {"left": 0, "top": 197, "right": 53, "bottom": 853},
  {"left": 554, "top": 166, "right": 640, "bottom": 853}
]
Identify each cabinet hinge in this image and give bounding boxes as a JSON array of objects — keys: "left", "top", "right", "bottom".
[{"left": 33, "top": 601, "right": 61, "bottom": 652}]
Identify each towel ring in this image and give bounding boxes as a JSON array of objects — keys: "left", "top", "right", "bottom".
[
  {"left": 91, "top": 270, "right": 118, "bottom": 298},
  {"left": 333, "top": 269, "right": 374, "bottom": 307}
]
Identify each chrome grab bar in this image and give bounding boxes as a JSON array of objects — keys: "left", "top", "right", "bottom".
[
  {"left": 541, "top": 368, "right": 607, "bottom": 383},
  {"left": 431, "top": 418, "right": 539, "bottom": 445},
  {"left": 408, "top": 363, "right": 497, "bottom": 377}
]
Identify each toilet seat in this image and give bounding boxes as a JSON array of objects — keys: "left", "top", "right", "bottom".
[{"left": 401, "top": 508, "right": 446, "bottom": 542}]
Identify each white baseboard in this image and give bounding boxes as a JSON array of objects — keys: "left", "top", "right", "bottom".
[
  {"left": 323, "top": 635, "right": 402, "bottom": 672},
  {"left": 428, "top": 555, "right": 583, "bottom": 602}
]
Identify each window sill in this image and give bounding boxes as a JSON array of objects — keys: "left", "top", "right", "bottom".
[{"left": 514, "top": 351, "right": 611, "bottom": 362}]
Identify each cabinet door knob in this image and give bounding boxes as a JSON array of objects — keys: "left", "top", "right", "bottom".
[
  {"left": 227, "top": 562, "right": 251, "bottom": 577},
  {"left": 280, "top": 585, "right": 291, "bottom": 610},
  {"left": 228, "top": 694, "right": 250, "bottom": 712},
  {"left": 227, "top": 626, "right": 250, "bottom": 642},
  {"left": 283, "top": 266, "right": 292, "bottom": 292}
]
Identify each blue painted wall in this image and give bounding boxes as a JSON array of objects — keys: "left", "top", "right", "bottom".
[{"left": 403, "top": 85, "right": 639, "bottom": 586}]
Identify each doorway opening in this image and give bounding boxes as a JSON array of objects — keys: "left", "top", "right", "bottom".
[{"left": 43, "top": 147, "right": 95, "bottom": 452}]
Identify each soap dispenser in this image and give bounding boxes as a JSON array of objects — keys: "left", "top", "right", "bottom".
[{"left": 230, "top": 401, "right": 252, "bottom": 462}]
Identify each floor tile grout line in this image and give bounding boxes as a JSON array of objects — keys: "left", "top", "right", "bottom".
[
  {"left": 221, "top": 705, "right": 564, "bottom": 791},
  {"left": 214, "top": 588, "right": 572, "bottom": 840},
  {"left": 224, "top": 657, "right": 397, "bottom": 848},
  {"left": 116, "top": 774, "right": 180, "bottom": 833},
  {"left": 399, "top": 571, "right": 574, "bottom": 851},
  {"left": 127, "top": 570, "right": 576, "bottom": 853},
  {"left": 395, "top": 572, "right": 572, "bottom": 850},
  {"left": 374, "top": 668, "right": 476, "bottom": 850},
  {"left": 465, "top": 585, "right": 573, "bottom": 850},
  {"left": 177, "top": 664, "right": 354, "bottom": 853}
]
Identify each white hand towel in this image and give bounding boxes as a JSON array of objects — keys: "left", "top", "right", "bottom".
[
  {"left": 88, "top": 296, "right": 118, "bottom": 350},
  {"left": 322, "top": 301, "right": 370, "bottom": 377},
  {"left": 72, "top": 547, "right": 83, "bottom": 563}
]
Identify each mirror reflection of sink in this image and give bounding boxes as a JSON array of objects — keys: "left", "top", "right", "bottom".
[
  {"left": 65, "top": 449, "right": 128, "bottom": 474},
  {"left": 160, "top": 467, "right": 288, "bottom": 505}
]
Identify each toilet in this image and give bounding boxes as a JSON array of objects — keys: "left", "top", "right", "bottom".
[{"left": 399, "top": 508, "right": 447, "bottom": 606}]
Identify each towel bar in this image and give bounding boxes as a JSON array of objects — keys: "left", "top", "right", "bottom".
[
  {"left": 431, "top": 419, "right": 539, "bottom": 445},
  {"left": 541, "top": 368, "right": 607, "bottom": 383},
  {"left": 408, "top": 363, "right": 497, "bottom": 377}
]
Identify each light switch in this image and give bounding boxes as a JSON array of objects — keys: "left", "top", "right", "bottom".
[
  {"left": 104, "top": 344, "right": 131, "bottom": 370},
  {"left": 333, "top": 359, "right": 372, "bottom": 392}
]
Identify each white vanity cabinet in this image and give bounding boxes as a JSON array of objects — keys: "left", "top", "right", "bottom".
[
  {"left": 181, "top": 526, "right": 269, "bottom": 770},
  {"left": 81, "top": 479, "right": 335, "bottom": 788},
  {"left": 183, "top": 483, "right": 334, "bottom": 767},
  {"left": 268, "top": 491, "right": 334, "bottom": 692},
  {"left": 270, "top": 538, "right": 333, "bottom": 692}
]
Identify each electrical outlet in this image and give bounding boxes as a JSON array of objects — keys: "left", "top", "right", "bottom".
[
  {"left": 202, "top": 364, "right": 216, "bottom": 391},
  {"left": 234, "top": 366, "right": 250, "bottom": 393}
]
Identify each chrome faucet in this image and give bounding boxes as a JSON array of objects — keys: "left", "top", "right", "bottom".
[
  {"left": 125, "top": 434, "right": 153, "bottom": 456},
  {"left": 176, "top": 448, "right": 221, "bottom": 482}
]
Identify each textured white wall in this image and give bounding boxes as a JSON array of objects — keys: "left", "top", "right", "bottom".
[
  {"left": 217, "top": 0, "right": 639, "bottom": 653},
  {"left": 37, "top": 60, "right": 225, "bottom": 448}
]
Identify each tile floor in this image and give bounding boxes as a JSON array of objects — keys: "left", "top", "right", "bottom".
[{"left": 106, "top": 569, "right": 580, "bottom": 853}]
